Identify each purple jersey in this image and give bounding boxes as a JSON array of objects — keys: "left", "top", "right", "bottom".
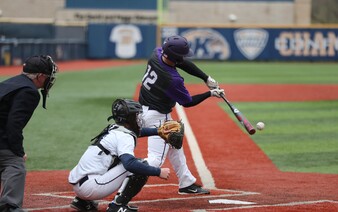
[{"left": 139, "top": 48, "right": 192, "bottom": 114}]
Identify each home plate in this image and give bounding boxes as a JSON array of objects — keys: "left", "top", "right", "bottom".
[{"left": 209, "top": 199, "right": 256, "bottom": 205}]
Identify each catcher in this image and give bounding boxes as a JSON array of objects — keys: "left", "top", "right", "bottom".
[{"left": 68, "top": 99, "right": 184, "bottom": 212}]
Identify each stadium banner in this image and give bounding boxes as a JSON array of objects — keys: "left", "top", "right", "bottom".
[
  {"left": 87, "top": 23, "right": 156, "bottom": 59},
  {"left": 87, "top": 24, "right": 338, "bottom": 61},
  {"left": 161, "top": 27, "right": 338, "bottom": 61}
]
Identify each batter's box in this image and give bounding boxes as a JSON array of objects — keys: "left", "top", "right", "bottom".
[
  {"left": 29, "top": 184, "right": 259, "bottom": 211},
  {"left": 130, "top": 183, "right": 259, "bottom": 203},
  {"left": 32, "top": 183, "right": 259, "bottom": 201}
]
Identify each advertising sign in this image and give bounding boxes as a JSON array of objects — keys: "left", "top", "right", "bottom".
[
  {"left": 161, "top": 27, "right": 338, "bottom": 61},
  {"left": 88, "top": 23, "right": 156, "bottom": 59}
]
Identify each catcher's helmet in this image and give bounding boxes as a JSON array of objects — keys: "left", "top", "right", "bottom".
[
  {"left": 162, "top": 35, "right": 194, "bottom": 64},
  {"left": 108, "top": 99, "right": 143, "bottom": 125}
]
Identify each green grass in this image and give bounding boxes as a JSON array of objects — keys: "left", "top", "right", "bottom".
[
  {"left": 1, "top": 61, "right": 338, "bottom": 173},
  {"left": 21, "top": 65, "right": 146, "bottom": 170},
  {"left": 221, "top": 101, "right": 338, "bottom": 174},
  {"left": 181, "top": 61, "right": 338, "bottom": 84}
]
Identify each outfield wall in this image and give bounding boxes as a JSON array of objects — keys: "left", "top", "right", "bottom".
[
  {"left": 0, "top": 37, "right": 86, "bottom": 66},
  {"left": 1, "top": 24, "right": 337, "bottom": 65},
  {"left": 87, "top": 23, "right": 156, "bottom": 59},
  {"left": 1, "top": 0, "right": 332, "bottom": 65},
  {"left": 85, "top": 24, "right": 338, "bottom": 61}
]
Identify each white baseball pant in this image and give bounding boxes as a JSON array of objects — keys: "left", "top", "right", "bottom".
[{"left": 141, "top": 105, "right": 196, "bottom": 188}]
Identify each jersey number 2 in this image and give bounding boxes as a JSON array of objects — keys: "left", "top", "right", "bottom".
[{"left": 142, "top": 65, "right": 158, "bottom": 90}]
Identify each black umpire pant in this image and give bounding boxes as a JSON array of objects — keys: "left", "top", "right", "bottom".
[{"left": 0, "top": 149, "right": 26, "bottom": 212}]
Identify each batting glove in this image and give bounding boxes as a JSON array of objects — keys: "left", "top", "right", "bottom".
[
  {"left": 206, "top": 76, "right": 219, "bottom": 89},
  {"left": 210, "top": 88, "right": 225, "bottom": 98}
]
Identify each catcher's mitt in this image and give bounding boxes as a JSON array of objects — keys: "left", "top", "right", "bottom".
[{"left": 158, "top": 120, "right": 184, "bottom": 149}]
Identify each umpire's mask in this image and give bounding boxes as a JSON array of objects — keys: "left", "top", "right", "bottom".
[{"left": 23, "top": 55, "right": 58, "bottom": 109}]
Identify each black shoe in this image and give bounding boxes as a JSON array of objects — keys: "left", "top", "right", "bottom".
[
  {"left": 70, "top": 196, "right": 98, "bottom": 211},
  {"left": 0, "top": 204, "right": 25, "bottom": 212},
  {"left": 106, "top": 202, "right": 138, "bottom": 212},
  {"left": 178, "top": 183, "right": 210, "bottom": 195},
  {"left": 0, "top": 205, "right": 9, "bottom": 212}
]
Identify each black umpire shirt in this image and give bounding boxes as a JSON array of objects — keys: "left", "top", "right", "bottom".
[{"left": 0, "top": 74, "right": 40, "bottom": 157}]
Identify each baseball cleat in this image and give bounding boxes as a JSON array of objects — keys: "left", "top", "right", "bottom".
[
  {"left": 106, "top": 202, "right": 138, "bottom": 212},
  {"left": 178, "top": 183, "right": 210, "bottom": 195},
  {"left": 70, "top": 196, "right": 98, "bottom": 212}
]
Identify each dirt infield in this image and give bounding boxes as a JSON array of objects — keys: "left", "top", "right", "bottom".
[{"left": 2, "top": 60, "right": 338, "bottom": 211}]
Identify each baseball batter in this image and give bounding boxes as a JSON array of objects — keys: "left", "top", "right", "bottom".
[
  {"left": 68, "top": 99, "right": 170, "bottom": 212},
  {"left": 138, "top": 35, "right": 224, "bottom": 194}
]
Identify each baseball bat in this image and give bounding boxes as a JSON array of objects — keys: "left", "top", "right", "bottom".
[{"left": 220, "top": 94, "right": 256, "bottom": 135}]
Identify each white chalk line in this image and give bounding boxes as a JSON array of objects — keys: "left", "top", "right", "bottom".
[
  {"left": 28, "top": 186, "right": 258, "bottom": 211},
  {"left": 175, "top": 104, "right": 216, "bottom": 189},
  {"left": 26, "top": 106, "right": 337, "bottom": 211},
  {"left": 191, "top": 199, "right": 338, "bottom": 211}
]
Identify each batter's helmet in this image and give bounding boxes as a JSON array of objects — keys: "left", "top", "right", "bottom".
[
  {"left": 162, "top": 35, "right": 194, "bottom": 64},
  {"left": 108, "top": 99, "right": 142, "bottom": 125}
]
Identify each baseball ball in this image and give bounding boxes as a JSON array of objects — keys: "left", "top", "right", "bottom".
[
  {"left": 228, "top": 14, "right": 237, "bottom": 22},
  {"left": 256, "top": 122, "right": 265, "bottom": 130}
]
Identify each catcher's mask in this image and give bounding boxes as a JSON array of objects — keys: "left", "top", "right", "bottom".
[
  {"left": 161, "top": 35, "right": 194, "bottom": 65},
  {"left": 108, "top": 99, "right": 143, "bottom": 132},
  {"left": 23, "top": 55, "right": 58, "bottom": 109}
]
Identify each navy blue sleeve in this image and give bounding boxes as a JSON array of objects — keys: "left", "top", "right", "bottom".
[
  {"left": 139, "top": 128, "right": 158, "bottom": 137},
  {"left": 176, "top": 60, "right": 209, "bottom": 82},
  {"left": 182, "top": 91, "right": 211, "bottom": 107},
  {"left": 119, "top": 154, "right": 161, "bottom": 176}
]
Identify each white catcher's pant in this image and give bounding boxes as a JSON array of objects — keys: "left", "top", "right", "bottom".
[
  {"left": 72, "top": 163, "right": 130, "bottom": 200},
  {"left": 142, "top": 106, "right": 196, "bottom": 188}
]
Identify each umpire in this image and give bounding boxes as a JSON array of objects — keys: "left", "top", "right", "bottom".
[{"left": 0, "top": 55, "right": 58, "bottom": 212}]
